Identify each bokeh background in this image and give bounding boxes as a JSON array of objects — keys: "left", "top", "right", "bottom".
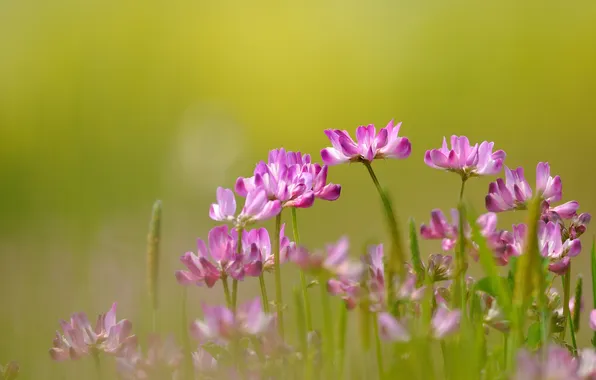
[{"left": 1, "top": 1, "right": 596, "bottom": 378}]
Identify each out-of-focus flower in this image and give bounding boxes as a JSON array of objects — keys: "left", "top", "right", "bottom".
[
  {"left": 175, "top": 226, "right": 244, "bottom": 287},
  {"left": 50, "top": 303, "right": 136, "bottom": 361},
  {"left": 590, "top": 309, "right": 596, "bottom": 331},
  {"left": 427, "top": 254, "right": 453, "bottom": 282},
  {"left": 116, "top": 335, "right": 183, "bottom": 380},
  {"left": 327, "top": 278, "right": 360, "bottom": 310},
  {"left": 192, "top": 348, "right": 217, "bottom": 373},
  {"left": 320, "top": 120, "right": 411, "bottom": 165},
  {"left": 209, "top": 187, "right": 281, "bottom": 227},
  {"left": 424, "top": 136, "right": 505, "bottom": 179},
  {"left": 363, "top": 244, "right": 385, "bottom": 310},
  {"left": 289, "top": 237, "right": 363, "bottom": 281},
  {"left": 570, "top": 213, "right": 592, "bottom": 239},
  {"left": 513, "top": 345, "right": 580, "bottom": 380},
  {"left": 377, "top": 312, "right": 410, "bottom": 342},
  {"left": 190, "top": 299, "right": 275, "bottom": 344},
  {"left": 486, "top": 163, "right": 580, "bottom": 221},
  {"left": 578, "top": 349, "right": 596, "bottom": 379},
  {"left": 0, "top": 361, "right": 19, "bottom": 380},
  {"left": 431, "top": 306, "right": 461, "bottom": 339}
]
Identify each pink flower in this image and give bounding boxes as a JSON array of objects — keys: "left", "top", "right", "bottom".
[
  {"left": 289, "top": 236, "right": 363, "bottom": 281},
  {"left": 431, "top": 306, "right": 461, "bottom": 339},
  {"left": 426, "top": 254, "right": 453, "bottom": 282},
  {"left": 190, "top": 299, "right": 275, "bottom": 344},
  {"left": 240, "top": 226, "right": 293, "bottom": 273},
  {"left": 590, "top": 309, "right": 596, "bottom": 331},
  {"left": 175, "top": 226, "right": 245, "bottom": 287},
  {"left": 513, "top": 345, "right": 580, "bottom": 380},
  {"left": 377, "top": 312, "right": 410, "bottom": 342},
  {"left": 116, "top": 335, "right": 183, "bottom": 380},
  {"left": 538, "top": 220, "right": 581, "bottom": 275},
  {"left": 236, "top": 148, "right": 340, "bottom": 209},
  {"left": 320, "top": 120, "right": 411, "bottom": 165},
  {"left": 424, "top": 136, "right": 505, "bottom": 179},
  {"left": 50, "top": 303, "right": 136, "bottom": 361},
  {"left": 209, "top": 187, "right": 282, "bottom": 227}
]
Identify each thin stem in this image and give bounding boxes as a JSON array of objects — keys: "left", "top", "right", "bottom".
[
  {"left": 568, "top": 311, "right": 578, "bottom": 356},
  {"left": 232, "top": 228, "right": 243, "bottom": 313},
  {"left": 320, "top": 275, "right": 334, "bottom": 379},
  {"left": 181, "top": 287, "right": 193, "bottom": 379},
  {"left": 503, "top": 332, "right": 509, "bottom": 369},
  {"left": 337, "top": 304, "right": 348, "bottom": 379},
  {"left": 561, "top": 269, "right": 572, "bottom": 341},
  {"left": 372, "top": 315, "right": 384, "bottom": 379},
  {"left": 362, "top": 161, "right": 405, "bottom": 308},
  {"left": 259, "top": 274, "right": 270, "bottom": 313},
  {"left": 292, "top": 208, "right": 313, "bottom": 332},
  {"left": 152, "top": 310, "right": 156, "bottom": 333},
  {"left": 92, "top": 351, "right": 102, "bottom": 380},
  {"left": 459, "top": 177, "right": 467, "bottom": 201},
  {"left": 273, "top": 213, "right": 285, "bottom": 339},
  {"left": 222, "top": 277, "right": 232, "bottom": 309}
]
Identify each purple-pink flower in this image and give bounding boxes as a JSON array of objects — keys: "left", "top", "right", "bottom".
[
  {"left": 485, "top": 162, "right": 580, "bottom": 221},
  {"left": 320, "top": 120, "right": 411, "bottom": 165},
  {"left": 190, "top": 299, "right": 275, "bottom": 344},
  {"left": 514, "top": 345, "right": 581, "bottom": 380},
  {"left": 50, "top": 303, "right": 136, "bottom": 361},
  {"left": 209, "top": 187, "right": 281, "bottom": 227},
  {"left": 377, "top": 312, "right": 410, "bottom": 342},
  {"left": 424, "top": 136, "right": 505, "bottom": 179},
  {"left": 377, "top": 305, "right": 460, "bottom": 342},
  {"left": 116, "top": 335, "right": 183, "bottom": 380},
  {"left": 235, "top": 148, "right": 340, "bottom": 210}
]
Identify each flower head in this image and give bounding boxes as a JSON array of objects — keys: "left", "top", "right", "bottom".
[
  {"left": 235, "top": 148, "right": 340, "bottom": 210},
  {"left": 377, "top": 312, "right": 410, "bottom": 342},
  {"left": 209, "top": 187, "right": 281, "bottom": 227},
  {"left": 50, "top": 303, "right": 136, "bottom": 361},
  {"left": 424, "top": 136, "right": 505, "bottom": 179},
  {"left": 0, "top": 362, "right": 19, "bottom": 380},
  {"left": 426, "top": 254, "right": 454, "bottom": 282},
  {"left": 116, "top": 335, "right": 183, "bottom": 380},
  {"left": 431, "top": 306, "right": 461, "bottom": 339},
  {"left": 513, "top": 345, "right": 580, "bottom": 380},
  {"left": 538, "top": 220, "right": 581, "bottom": 275},
  {"left": 320, "top": 120, "right": 411, "bottom": 165},
  {"left": 190, "top": 299, "right": 275, "bottom": 344}
]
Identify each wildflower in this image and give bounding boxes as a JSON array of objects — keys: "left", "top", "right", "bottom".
[
  {"left": 590, "top": 309, "right": 596, "bottom": 331},
  {"left": 569, "top": 213, "right": 591, "bottom": 239},
  {"left": 327, "top": 278, "right": 360, "bottom": 310},
  {"left": 320, "top": 120, "right": 411, "bottom": 165},
  {"left": 0, "top": 362, "right": 19, "bottom": 380},
  {"left": 538, "top": 220, "right": 581, "bottom": 275},
  {"left": 116, "top": 335, "right": 183, "bottom": 380},
  {"left": 377, "top": 312, "right": 410, "bottom": 342},
  {"left": 289, "top": 236, "right": 363, "bottom": 281},
  {"left": 190, "top": 298, "right": 276, "bottom": 344},
  {"left": 209, "top": 187, "right": 281, "bottom": 227},
  {"left": 513, "top": 345, "right": 580, "bottom": 380},
  {"left": 50, "top": 303, "right": 136, "bottom": 361},
  {"left": 486, "top": 163, "right": 579, "bottom": 220},
  {"left": 175, "top": 226, "right": 244, "bottom": 287},
  {"left": 240, "top": 226, "right": 292, "bottom": 272},
  {"left": 431, "top": 306, "right": 461, "bottom": 339},
  {"left": 578, "top": 349, "right": 596, "bottom": 379},
  {"left": 235, "top": 148, "right": 340, "bottom": 210},
  {"left": 426, "top": 253, "right": 453, "bottom": 282},
  {"left": 424, "top": 135, "right": 505, "bottom": 179}
]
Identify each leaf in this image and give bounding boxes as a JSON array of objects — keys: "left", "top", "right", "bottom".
[
  {"left": 526, "top": 322, "right": 542, "bottom": 350},
  {"left": 473, "top": 276, "right": 510, "bottom": 299}
]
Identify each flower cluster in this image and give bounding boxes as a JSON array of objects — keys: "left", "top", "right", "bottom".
[{"left": 46, "top": 121, "right": 593, "bottom": 380}]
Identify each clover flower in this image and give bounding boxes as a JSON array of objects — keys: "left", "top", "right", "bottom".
[
  {"left": 209, "top": 187, "right": 281, "bottom": 227},
  {"left": 50, "top": 303, "right": 136, "bottom": 361},
  {"left": 538, "top": 220, "right": 581, "bottom": 275},
  {"left": 377, "top": 305, "right": 460, "bottom": 342},
  {"left": 190, "top": 299, "right": 276, "bottom": 344},
  {"left": 513, "top": 345, "right": 580, "bottom": 380},
  {"left": 235, "top": 148, "right": 340, "bottom": 210},
  {"left": 426, "top": 253, "right": 454, "bottom": 282},
  {"left": 424, "top": 135, "right": 505, "bottom": 179},
  {"left": 116, "top": 335, "right": 183, "bottom": 380},
  {"left": 320, "top": 120, "right": 411, "bottom": 165},
  {"left": 486, "top": 162, "right": 579, "bottom": 221}
]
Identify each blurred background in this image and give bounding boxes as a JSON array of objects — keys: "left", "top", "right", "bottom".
[{"left": 1, "top": 1, "right": 596, "bottom": 378}]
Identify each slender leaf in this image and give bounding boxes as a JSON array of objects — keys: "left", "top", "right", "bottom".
[{"left": 409, "top": 218, "right": 425, "bottom": 285}]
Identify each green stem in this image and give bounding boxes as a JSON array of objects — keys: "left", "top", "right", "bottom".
[
  {"left": 181, "top": 287, "right": 193, "bottom": 379},
  {"left": 561, "top": 269, "right": 571, "bottom": 341},
  {"left": 362, "top": 161, "right": 405, "bottom": 308},
  {"left": 259, "top": 274, "right": 270, "bottom": 313},
  {"left": 294, "top": 287, "right": 310, "bottom": 380},
  {"left": 222, "top": 277, "right": 232, "bottom": 309},
  {"left": 337, "top": 304, "right": 348, "bottom": 379},
  {"left": 232, "top": 280, "right": 239, "bottom": 313},
  {"left": 273, "top": 213, "right": 285, "bottom": 339},
  {"left": 92, "top": 351, "right": 102, "bottom": 380},
  {"left": 459, "top": 177, "right": 467, "bottom": 201},
  {"left": 372, "top": 315, "right": 384, "bottom": 379},
  {"left": 568, "top": 311, "right": 578, "bottom": 356},
  {"left": 292, "top": 208, "right": 313, "bottom": 332},
  {"left": 320, "top": 275, "right": 334, "bottom": 379},
  {"left": 503, "top": 333, "right": 509, "bottom": 369}
]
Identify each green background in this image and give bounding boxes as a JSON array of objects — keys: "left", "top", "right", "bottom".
[{"left": 1, "top": 1, "right": 595, "bottom": 378}]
